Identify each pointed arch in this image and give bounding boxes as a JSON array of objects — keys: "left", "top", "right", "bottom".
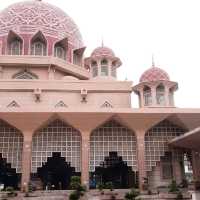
[
  {"left": 12, "top": 69, "right": 38, "bottom": 79},
  {"left": 169, "top": 87, "right": 174, "bottom": 106},
  {"left": 73, "top": 47, "right": 85, "bottom": 66},
  {"left": 54, "top": 37, "right": 67, "bottom": 60},
  {"left": 90, "top": 119, "right": 137, "bottom": 172},
  {"left": 111, "top": 61, "right": 117, "bottom": 77},
  {"left": 7, "top": 100, "right": 20, "bottom": 108},
  {"left": 32, "top": 118, "right": 81, "bottom": 174},
  {"left": 30, "top": 31, "right": 47, "bottom": 56},
  {"left": 101, "top": 101, "right": 113, "bottom": 108},
  {"left": 55, "top": 101, "right": 68, "bottom": 108},
  {"left": 143, "top": 85, "right": 152, "bottom": 106},
  {"left": 91, "top": 60, "right": 98, "bottom": 77},
  {"left": 0, "top": 119, "right": 23, "bottom": 173},
  {"left": 101, "top": 59, "right": 108, "bottom": 76},
  {"left": 156, "top": 83, "right": 165, "bottom": 105},
  {"left": 144, "top": 119, "right": 186, "bottom": 172},
  {"left": 7, "top": 30, "right": 23, "bottom": 55}
]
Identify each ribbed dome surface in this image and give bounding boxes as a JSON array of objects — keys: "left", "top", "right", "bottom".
[
  {"left": 0, "top": 0, "right": 83, "bottom": 48},
  {"left": 91, "top": 46, "right": 115, "bottom": 57},
  {"left": 140, "top": 67, "right": 170, "bottom": 82}
]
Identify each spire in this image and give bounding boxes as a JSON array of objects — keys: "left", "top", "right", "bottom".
[
  {"left": 152, "top": 54, "right": 155, "bottom": 67},
  {"left": 101, "top": 38, "right": 104, "bottom": 47}
]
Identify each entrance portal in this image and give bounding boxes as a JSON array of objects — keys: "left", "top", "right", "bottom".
[
  {"left": 37, "top": 152, "right": 77, "bottom": 190},
  {"left": 0, "top": 154, "right": 20, "bottom": 189},
  {"left": 91, "top": 152, "right": 137, "bottom": 189}
]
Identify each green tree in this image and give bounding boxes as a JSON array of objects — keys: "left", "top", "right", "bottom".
[
  {"left": 169, "top": 180, "right": 179, "bottom": 193},
  {"left": 70, "top": 176, "right": 81, "bottom": 190},
  {"left": 69, "top": 176, "right": 86, "bottom": 200},
  {"left": 124, "top": 188, "right": 140, "bottom": 200},
  {"left": 105, "top": 182, "right": 114, "bottom": 191}
]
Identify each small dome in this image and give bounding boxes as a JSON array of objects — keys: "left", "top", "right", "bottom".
[
  {"left": 140, "top": 67, "right": 170, "bottom": 83},
  {"left": 91, "top": 46, "right": 115, "bottom": 58},
  {"left": 0, "top": 0, "right": 83, "bottom": 48}
]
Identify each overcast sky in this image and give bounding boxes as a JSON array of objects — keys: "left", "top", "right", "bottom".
[{"left": 1, "top": 0, "right": 200, "bottom": 108}]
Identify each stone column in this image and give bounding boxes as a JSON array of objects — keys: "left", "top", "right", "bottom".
[
  {"left": 48, "top": 65, "right": 55, "bottom": 80},
  {"left": 81, "top": 131, "right": 90, "bottom": 188},
  {"left": 136, "top": 130, "right": 147, "bottom": 191},
  {"left": 152, "top": 86, "right": 157, "bottom": 106},
  {"left": 21, "top": 134, "right": 32, "bottom": 192},
  {"left": 139, "top": 89, "right": 144, "bottom": 108},
  {"left": 172, "top": 150, "right": 183, "bottom": 184},
  {"left": 164, "top": 86, "right": 170, "bottom": 107},
  {"left": 97, "top": 59, "right": 101, "bottom": 77}
]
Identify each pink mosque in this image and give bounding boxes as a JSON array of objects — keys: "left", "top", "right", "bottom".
[{"left": 0, "top": 0, "right": 200, "bottom": 192}]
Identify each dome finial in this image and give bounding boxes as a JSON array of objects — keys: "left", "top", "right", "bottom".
[
  {"left": 101, "top": 37, "right": 104, "bottom": 47},
  {"left": 152, "top": 54, "right": 155, "bottom": 67}
]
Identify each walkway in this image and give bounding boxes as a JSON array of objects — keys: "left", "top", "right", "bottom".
[{"left": 192, "top": 191, "right": 200, "bottom": 200}]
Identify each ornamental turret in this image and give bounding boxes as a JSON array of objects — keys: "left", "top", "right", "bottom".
[
  {"left": 133, "top": 60, "right": 178, "bottom": 108},
  {"left": 85, "top": 45, "right": 122, "bottom": 80}
]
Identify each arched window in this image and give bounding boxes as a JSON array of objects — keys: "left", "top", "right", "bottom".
[
  {"left": 7, "top": 31, "right": 23, "bottom": 55},
  {"left": 31, "top": 31, "right": 47, "bottom": 56},
  {"left": 55, "top": 46, "right": 66, "bottom": 59},
  {"left": 143, "top": 85, "right": 152, "bottom": 106},
  {"left": 54, "top": 38, "right": 67, "bottom": 60},
  {"left": 156, "top": 84, "right": 165, "bottom": 105},
  {"left": 13, "top": 69, "right": 38, "bottom": 79},
  {"left": 10, "top": 40, "right": 21, "bottom": 55},
  {"left": 111, "top": 62, "right": 116, "bottom": 77},
  {"left": 31, "top": 40, "right": 46, "bottom": 56},
  {"left": 31, "top": 41, "right": 46, "bottom": 56},
  {"left": 91, "top": 60, "right": 98, "bottom": 77},
  {"left": 101, "top": 59, "right": 108, "bottom": 76}
]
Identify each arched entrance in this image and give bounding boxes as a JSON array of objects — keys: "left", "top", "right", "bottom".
[
  {"left": 92, "top": 152, "right": 135, "bottom": 188},
  {"left": 31, "top": 119, "right": 81, "bottom": 190},
  {"left": 0, "top": 154, "right": 19, "bottom": 189},
  {"left": 37, "top": 152, "right": 76, "bottom": 190},
  {"left": 90, "top": 120, "right": 138, "bottom": 189},
  {"left": 145, "top": 119, "right": 186, "bottom": 188},
  {"left": 0, "top": 119, "right": 23, "bottom": 190}
]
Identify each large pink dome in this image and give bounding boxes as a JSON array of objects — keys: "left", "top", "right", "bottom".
[
  {"left": 0, "top": 0, "right": 83, "bottom": 48},
  {"left": 140, "top": 67, "right": 170, "bottom": 83}
]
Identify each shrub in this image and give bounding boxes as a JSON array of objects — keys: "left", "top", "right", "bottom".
[
  {"left": 70, "top": 176, "right": 81, "bottom": 190},
  {"left": 97, "top": 183, "right": 104, "bottom": 191},
  {"left": 105, "top": 182, "right": 114, "bottom": 191},
  {"left": 5, "top": 186, "right": 14, "bottom": 193},
  {"left": 69, "top": 176, "right": 86, "bottom": 200},
  {"left": 69, "top": 191, "right": 79, "bottom": 200},
  {"left": 147, "top": 189, "right": 152, "bottom": 195},
  {"left": 5, "top": 186, "right": 17, "bottom": 197},
  {"left": 110, "top": 194, "right": 116, "bottom": 200},
  {"left": 176, "top": 191, "right": 183, "bottom": 200},
  {"left": 180, "top": 179, "right": 188, "bottom": 188},
  {"left": 124, "top": 188, "right": 139, "bottom": 200},
  {"left": 169, "top": 180, "right": 179, "bottom": 193},
  {"left": 24, "top": 192, "right": 29, "bottom": 197},
  {"left": 28, "top": 182, "right": 36, "bottom": 192},
  {"left": 76, "top": 184, "right": 86, "bottom": 195}
]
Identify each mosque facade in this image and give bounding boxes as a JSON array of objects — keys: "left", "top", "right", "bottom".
[{"left": 0, "top": 0, "right": 200, "bottom": 191}]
